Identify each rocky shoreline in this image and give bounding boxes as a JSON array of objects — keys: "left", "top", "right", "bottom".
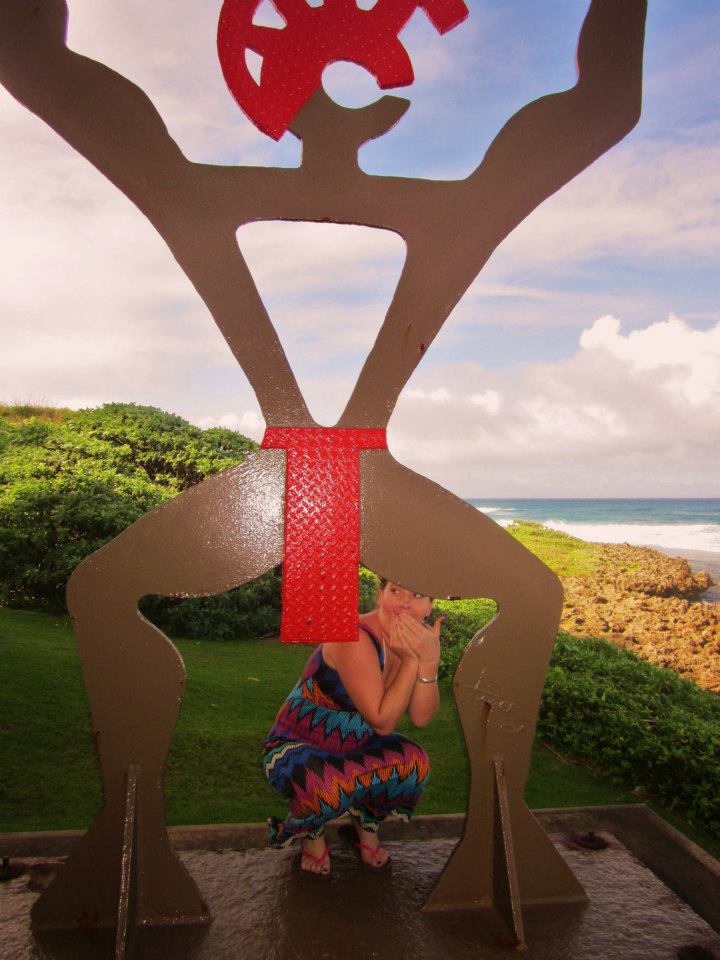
[{"left": 560, "top": 543, "right": 720, "bottom": 694}]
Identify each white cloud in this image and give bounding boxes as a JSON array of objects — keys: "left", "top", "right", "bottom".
[
  {"left": 0, "top": 158, "right": 231, "bottom": 400},
  {"left": 468, "top": 390, "right": 501, "bottom": 414},
  {"left": 492, "top": 139, "right": 720, "bottom": 271},
  {"left": 235, "top": 222, "right": 407, "bottom": 389},
  {"left": 253, "top": 1, "right": 286, "bottom": 30},
  {"left": 465, "top": 281, "right": 555, "bottom": 302},
  {"left": 198, "top": 409, "right": 265, "bottom": 440},
  {"left": 405, "top": 387, "right": 451, "bottom": 404},
  {"left": 580, "top": 314, "right": 720, "bottom": 408},
  {"left": 62, "top": 0, "right": 276, "bottom": 164},
  {"left": 236, "top": 222, "right": 406, "bottom": 299},
  {"left": 389, "top": 315, "right": 720, "bottom": 496}
]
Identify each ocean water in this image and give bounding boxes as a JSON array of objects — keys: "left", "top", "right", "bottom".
[{"left": 466, "top": 499, "right": 720, "bottom": 556}]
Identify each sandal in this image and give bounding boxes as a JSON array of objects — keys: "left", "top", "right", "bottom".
[
  {"left": 299, "top": 843, "right": 331, "bottom": 880},
  {"left": 337, "top": 824, "right": 392, "bottom": 871}
]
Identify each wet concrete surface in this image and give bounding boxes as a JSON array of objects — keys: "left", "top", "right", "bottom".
[{"left": 2, "top": 834, "right": 720, "bottom": 960}]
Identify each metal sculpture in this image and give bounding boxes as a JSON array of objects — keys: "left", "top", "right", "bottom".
[{"left": 0, "top": 0, "right": 647, "bottom": 951}]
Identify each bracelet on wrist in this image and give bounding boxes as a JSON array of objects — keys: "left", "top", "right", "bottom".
[{"left": 416, "top": 673, "right": 438, "bottom": 684}]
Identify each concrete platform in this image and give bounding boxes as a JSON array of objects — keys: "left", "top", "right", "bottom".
[{"left": 1, "top": 806, "right": 719, "bottom": 960}]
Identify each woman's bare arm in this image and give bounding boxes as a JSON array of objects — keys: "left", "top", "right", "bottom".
[
  {"left": 325, "top": 630, "right": 419, "bottom": 736},
  {"left": 466, "top": 0, "right": 647, "bottom": 241},
  {"left": 0, "top": 0, "right": 191, "bottom": 215},
  {"left": 395, "top": 613, "right": 441, "bottom": 727}
]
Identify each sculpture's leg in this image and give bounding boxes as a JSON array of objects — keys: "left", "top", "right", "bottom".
[
  {"left": 360, "top": 452, "right": 585, "bottom": 936},
  {"left": 31, "top": 451, "right": 285, "bottom": 931}
]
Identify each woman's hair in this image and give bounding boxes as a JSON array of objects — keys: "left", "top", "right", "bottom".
[{"left": 378, "top": 578, "right": 432, "bottom": 602}]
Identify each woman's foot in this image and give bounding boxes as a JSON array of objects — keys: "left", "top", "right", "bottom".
[
  {"left": 300, "top": 837, "right": 330, "bottom": 877},
  {"left": 352, "top": 823, "right": 391, "bottom": 870}
]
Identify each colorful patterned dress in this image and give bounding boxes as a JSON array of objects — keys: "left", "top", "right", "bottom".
[{"left": 262, "top": 624, "right": 430, "bottom": 846}]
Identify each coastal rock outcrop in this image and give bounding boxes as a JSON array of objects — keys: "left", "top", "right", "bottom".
[{"left": 559, "top": 543, "right": 720, "bottom": 694}]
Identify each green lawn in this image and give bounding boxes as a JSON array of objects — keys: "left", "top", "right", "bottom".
[
  {"left": 1, "top": 607, "right": 718, "bottom": 860},
  {"left": 508, "top": 521, "right": 603, "bottom": 577}
]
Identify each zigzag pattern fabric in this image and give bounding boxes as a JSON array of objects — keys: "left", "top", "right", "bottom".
[{"left": 263, "top": 627, "right": 430, "bottom": 846}]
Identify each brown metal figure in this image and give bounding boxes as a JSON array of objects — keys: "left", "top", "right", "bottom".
[{"left": 0, "top": 0, "right": 646, "bottom": 947}]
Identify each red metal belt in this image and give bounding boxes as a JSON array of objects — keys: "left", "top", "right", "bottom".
[{"left": 261, "top": 427, "right": 387, "bottom": 643}]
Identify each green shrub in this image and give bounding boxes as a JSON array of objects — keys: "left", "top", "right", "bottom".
[
  {"left": 359, "top": 567, "right": 380, "bottom": 613},
  {"left": 0, "top": 473, "right": 167, "bottom": 611},
  {"left": 0, "top": 404, "right": 257, "bottom": 613},
  {"left": 143, "top": 567, "right": 388, "bottom": 643},
  {"left": 433, "top": 596, "right": 497, "bottom": 677},
  {"left": 140, "top": 570, "right": 282, "bottom": 641},
  {"left": 538, "top": 632, "right": 720, "bottom": 836}
]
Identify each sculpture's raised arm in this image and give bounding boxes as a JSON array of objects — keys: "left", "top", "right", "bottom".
[
  {"left": 467, "top": 0, "right": 647, "bottom": 240},
  {"left": 0, "top": 0, "right": 190, "bottom": 216}
]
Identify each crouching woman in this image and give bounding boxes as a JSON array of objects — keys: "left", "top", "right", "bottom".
[{"left": 262, "top": 579, "right": 442, "bottom": 876}]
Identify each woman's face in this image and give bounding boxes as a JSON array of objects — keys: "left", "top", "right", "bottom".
[{"left": 377, "top": 582, "right": 432, "bottom": 624}]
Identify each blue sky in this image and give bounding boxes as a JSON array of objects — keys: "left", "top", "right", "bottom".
[{"left": 0, "top": 0, "right": 718, "bottom": 496}]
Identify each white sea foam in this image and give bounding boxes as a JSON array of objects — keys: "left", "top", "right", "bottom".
[
  {"left": 474, "top": 507, "right": 517, "bottom": 527},
  {"left": 543, "top": 521, "right": 720, "bottom": 555}
]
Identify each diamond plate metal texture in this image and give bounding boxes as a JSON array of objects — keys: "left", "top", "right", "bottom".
[{"left": 261, "top": 427, "right": 387, "bottom": 643}]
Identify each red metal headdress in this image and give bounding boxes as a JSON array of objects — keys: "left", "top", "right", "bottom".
[{"left": 218, "top": 0, "right": 469, "bottom": 140}]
